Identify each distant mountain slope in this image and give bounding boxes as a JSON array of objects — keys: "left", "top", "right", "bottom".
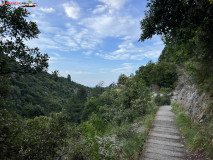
[{"left": 9, "top": 72, "right": 93, "bottom": 119}]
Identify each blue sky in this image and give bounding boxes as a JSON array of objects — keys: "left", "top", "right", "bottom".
[{"left": 24, "top": 0, "right": 164, "bottom": 87}]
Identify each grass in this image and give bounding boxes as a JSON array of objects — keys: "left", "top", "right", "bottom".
[
  {"left": 172, "top": 102, "right": 213, "bottom": 158},
  {"left": 116, "top": 106, "right": 158, "bottom": 160},
  {"left": 66, "top": 106, "right": 158, "bottom": 160}
]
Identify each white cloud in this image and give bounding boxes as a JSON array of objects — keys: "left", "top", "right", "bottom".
[
  {"left": 27, "top": 0, "right": 163, "bottom": 63},
  {"left": 35, "top": 20, "right": 60, "bottom": 33},
  {"left": 53, "top": 34, "right": 79, "bottom": 50},
  {"left": 49, "top": 57, "right": 58, "bottom": 64},
  {"left": 83, "top": 51, "right": 92, "bottom": 55},
  {"left": 40, "top": 7, "right": 55, "bottom": 13},
  {"left": 53, "top": 53, "right": 60, "bottom": 57},
  {"left": 92, "top": 5, "right": 107, "bottom": 14},
  {"left": 95, "top": 37, "right": 164, "bottom": 60},
  {"left": 80, "top": 14, "right": 140, "bottom": 39},
  {"left": 27, "top": 34, "right": 59, "bottom": 50},
  {"left": 111, "top": 63, "right": 133, "bottom": 73},
  {"left": 49, "top": 55, "right": 64, "bottom": 64},
  {"left": 99, "top": 0, "right": 129, "bottom": 10},
  {"left": 63, "top": 2, "right": 80, "bottom": 19}
]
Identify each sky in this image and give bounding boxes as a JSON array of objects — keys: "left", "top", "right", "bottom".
[{"left": 22, "top": 0, "right": 164, "bottom": 87}]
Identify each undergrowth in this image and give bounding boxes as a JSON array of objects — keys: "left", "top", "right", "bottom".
[
  {"left": 67, "top": 105, "right": 158, "bottom": 160},
  {"left": 172, "top": 102, "right": 213, "bottom": 158},
  {"left": 118, "top": 109, "right": 157, "bottom": 160}
]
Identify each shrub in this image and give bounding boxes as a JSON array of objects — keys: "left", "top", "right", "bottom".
[
  {"left": 154, "top": 94, "right": 171, "bottom": 106},
  {"left": 172, "top": 102, "right": 213, "bottom": 158}
]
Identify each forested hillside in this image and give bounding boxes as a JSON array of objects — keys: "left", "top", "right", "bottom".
[
  {"left": 9, "top": 72, "right": 95, "bottom": 119},
  {"left": 0, "top": 5, "right": 157, "bottom": 159}
]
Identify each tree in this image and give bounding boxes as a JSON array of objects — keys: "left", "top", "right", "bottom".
[
  {"left": 82, "top": 98, "right": 99, "bottom": 121},
  {"left": 52, "top": 70, "right": 59, "bottom": 82},
  {"left": 0, "top": 5, "right": 50, "bottom": 159},
  {"left": 0, "top": 4, "right": 49, "bottom": 109},
  {"left": 0, "top": 4, "right": 49, "bottom": 75},
  {"left": 139, "top": 0, "right": 213, "bottom": 62},
  {"left": 117, "top": 74, "right": 128, "bottom": 85},
  {"left": 63, "top": 95, "right": 84, "bottom": 123},
  {"left": 151, "top": 62, "right": 178, "bottom": 88},
  {"left": 135, "top": 61, "right": 155, "bottom": 86},
  {"left": 21, "top": 113, "right": 69, "bottom": 159},
  {"left": 91, "top": 81, "right": 105, "bottom": 98},
  {"left": 67, "top": 74, "right": 71, "bottom": 82},
  {"left": 139, "top": 0, "right": 213, "bottom": 93},
  {"left": 77, "top": 87, "right": 87, "bottom": 102}
]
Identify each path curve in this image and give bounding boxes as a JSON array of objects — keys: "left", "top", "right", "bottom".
[{"left": 140, "top": 105, "right": 186, "bottom": 160}]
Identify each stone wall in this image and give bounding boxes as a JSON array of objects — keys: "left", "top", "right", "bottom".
[{"left": 173, "top": 74, "right": 212, "bottom": 123}]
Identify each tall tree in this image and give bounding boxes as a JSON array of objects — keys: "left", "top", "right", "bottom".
[
  {"left": 67, "top": 74, "right": 71, "bottom": 82},
  {"left": 139, "top": 0, "right": 213, "bottom": 93},
  {"left": 0, "top": 5, "right": 49, "bottom": 158},
  {"left": 52, "top": 70, "right": 59, "bottom": 82},
  {"left": 0, "top": 4, "right": 49, "bottom": 76}
]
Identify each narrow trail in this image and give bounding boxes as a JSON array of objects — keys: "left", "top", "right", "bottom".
[{"left": 140, "top": 105, "right": 186, "bottom": 160}]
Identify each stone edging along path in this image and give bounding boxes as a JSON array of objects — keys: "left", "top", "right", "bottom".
[{"left": 140, "top": 105, "right": 186, "bottom": 160}]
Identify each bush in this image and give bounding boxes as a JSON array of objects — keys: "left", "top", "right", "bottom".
[
  {"left": 172, "top": 102, "right": 213, "bottom": 158},
  {"left": 154, "top": 94, "right": 171, "bottom": 106},
  {"left": 160, "top": 87, "right": 173, "bottom": 93}
]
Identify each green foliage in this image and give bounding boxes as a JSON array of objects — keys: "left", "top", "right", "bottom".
[
  {"left": 51, "top": 70, "right": 59, "bottom": 82},
  {"left": 119, "top": 132, "right": 145, "bottom": 159},
  {"left": 0, "top": 76, "right": 10, "bottom": 107},
  {"left": 118, "top": 74, "right": 128, "bottom": 85},
  {"left": 21, "top": 113, "right": 69, "bottom": 159},
  {"left": 63, "top": 96, "right": 83, "bottom": 123},
  {"left": 160, "top": 87, "right": 173, "bottom": 94},
  {"left": 0, "top": 4, "right": 49, "bottom": 75},
  {"left": 90, "top": 81, "right": 105, "bottom": 98},
  {"left": 64, "top": 74, "right": 157, "bottom": 159},
  {"left": 100, "top": 76, "right": 151, "bottom": 126},
  {"left": 141, "top": 0, "right": 213, "bottom": 95},
  {"left": 0, "top": 109, "right": 23, "bottom": 159},
  {"left": 135, "top": 61, "right": 178, "bottom": 89},
  {"left": 113, "top": 109, "right": 157, "bottom": 160},
  {"left": 152, "top": 62, "right": 178, "bottom": 88},
  {"left": 135, "top": 61, "right": 155, "bottom": 86},
  {"left": 0, "top": 110, "right": 70, "bottom": 160},
  {"left": 139, "top": 0, "right": 213, "bottom": 44},
  {"left": 9, "top": 72, "right": 91, "bottom": 119},
  {"left": 1, "top": 4, "right": 160, "bottom": 160},
  {"left": 82, "top": 98, "right": 99, "bottom": 121},
  {"left": 21, "top": 104, "right": 45, "bottom": 118},
  {"left": 172, "top": 102, "right": 213, "bottom": 158},
  {"left": 68, "top": 114, "right": 115, "bottom": 160},
  {"left": 67, "top": 74, "right": 71, "bottom": 82},
  {"left": 154, "top": 94, "right": 171, "bottom": 106}
]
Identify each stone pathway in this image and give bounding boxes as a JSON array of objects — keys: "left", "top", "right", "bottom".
[{"left": 140, "top": 105, "right": 186, "bottom": 160}]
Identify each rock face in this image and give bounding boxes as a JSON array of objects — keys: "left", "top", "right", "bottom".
[{"left": 173, "top": 75, "right": 212, "bottom": 123}]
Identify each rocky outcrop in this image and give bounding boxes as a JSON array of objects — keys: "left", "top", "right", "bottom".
[{"left": 173, "top": 74, "right": 212, "bottom": 123}]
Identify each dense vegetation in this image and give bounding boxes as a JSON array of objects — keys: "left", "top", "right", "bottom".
[
  {"left": 1, "top": 69, "right": 158, "bottom": 159},
  {"left": 135, "top": 61, "right": 177, "bottom": 89},
  {"left": 172, "top": 102, "right": 213, "bottom": 158},
  {"left": 9, "top": 72, "right": 92, "bottom": 120},
  {"left": 1, "top": 0, "right": 212, "bottom": 159},
  {"left": 0, "top": 4, "right": 159, "bottom": 160},
  {"left": 139, "top": 0, "right": 213, "bottom": 158},
  {"left": 140, "top": 0, "right": 213, "bottom": 96}
]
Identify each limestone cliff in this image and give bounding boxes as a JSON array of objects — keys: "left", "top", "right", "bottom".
[{"left": 173, "top": 74, "right": 212, "bottom": 123}]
